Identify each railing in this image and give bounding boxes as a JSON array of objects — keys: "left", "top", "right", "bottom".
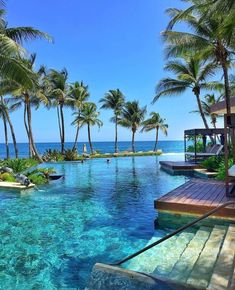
[{"left": 111, "top": 201, "right": 235, "bottom": 266}]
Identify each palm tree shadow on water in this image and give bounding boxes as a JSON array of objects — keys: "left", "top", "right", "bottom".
[{"left": 109, "top": 157, "right": 141, "bottom": 209}]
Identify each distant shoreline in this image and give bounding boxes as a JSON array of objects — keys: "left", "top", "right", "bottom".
[{"left": 0, "top": 140, "right": 184, "bottom": 144}]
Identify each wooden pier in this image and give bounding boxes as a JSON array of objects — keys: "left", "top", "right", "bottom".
[{"left": 155, "top": 178, "right": 235, "bottom": 219}]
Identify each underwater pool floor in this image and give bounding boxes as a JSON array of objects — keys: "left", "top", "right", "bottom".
[{"left": 0, "top": 156, "right": 187, "bottom": 289}]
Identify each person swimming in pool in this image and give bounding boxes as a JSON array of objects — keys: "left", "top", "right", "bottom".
[{"left": 106, "top": 159, "right": 110, "bottom": 163}]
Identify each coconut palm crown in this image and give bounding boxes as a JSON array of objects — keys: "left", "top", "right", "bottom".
[
  {"left": 72, "top": 102, "right": 103, "bottom": 154},
  {"left": 153, "top": 56, "right": 220, "bottom": 130},
  {"left": 0, "top": 5, "right": 52, "bottom": 88},
  {"left": 119, "top": 101, "right": 147, "bottom": 153},
  {"left": 68, "top": 81, "right": 90, "bottom": 151},
  {"left": 141, "top": 112, "right": 168, "bottom": 152},
  {"left": 191, "top": 94, "right": 223, "bottom": 128},
  {"left": 99, "top": 89, "right": 125, "bottom": 153},
  {"left": 163, "top": 1, "right": 235, "bottom": 114}
]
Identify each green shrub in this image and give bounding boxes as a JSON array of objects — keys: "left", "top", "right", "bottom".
[
  {"left": 0, "top": 158, "right": 38, "bottom": 173},
  {"left": 201, "top": 156, "right": 223, "bottom": 172},
  {"left": 0, "top": 172, "right": 16, "bottom": 182},
  {"left": 216, "top": 158, "right": 233, "bottom": 181},
  {"left": 187, "top": 142, "right": 204, "bottom": 153},
  {"left": 27, "top": 173, "right": 47, "bottom": 185},
  {"left": 42, "top": 149, "right": 64, "bottom": 162},
  {"left": 64, "top": 149, "right": 79, "bottom": 161},
  {"left": 37, "top": 167, "right": 56, "bottom": 179}
]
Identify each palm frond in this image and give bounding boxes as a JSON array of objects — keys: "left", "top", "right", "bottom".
[{"left": 5, "top": 27, "right": 53, "bottom": 44}]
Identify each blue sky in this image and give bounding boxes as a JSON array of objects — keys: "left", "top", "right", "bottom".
[{"left": 5, "top": 0, "right": 223, "bottom": 143}]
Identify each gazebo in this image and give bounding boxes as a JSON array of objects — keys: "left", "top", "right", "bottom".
[{"left": 184, "top": 128, "right": 224, "bottom": 163}]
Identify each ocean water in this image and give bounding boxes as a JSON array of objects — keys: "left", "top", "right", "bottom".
[
  {"left": 0, "top": 140, "right": 184, "bottom": 159},
  {"left": 0, "top": 155, "right": 187, "bottom": 289}
]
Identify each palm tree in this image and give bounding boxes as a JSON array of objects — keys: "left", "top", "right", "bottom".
[
  {"left": 9, "top": 54, "right": 48, "bottom": 161},
  {"left": 68, "top": 81, "right": 90, "bottom": 151},
  {"left": 47, "top": 68, "right": 70, "bottom": 154},
  {"left": 0, "top": 96, "right": 9, "bottom": 158},
  {"left": 0, "top": 4, "right": 51, "bottom": 87},
  {"left": 141, "top": 113, "right": 168, "bottom": 152},
  {"left": 119, "top": 101, "right": 147, "bottom": 153},
  {"left": 0, "top": 96, "right": 20, "bottom": 158},
  {"left": 99, "top": 89, "right": 125, "bottom": 153},
  {"left": 191, "top": 94, "right": 223, "bottom": 128},
  {"left": 72, "top": 102, "right": 103, "bottom": 154},
  {"left": 163, "top": 2, "right": 235, "bottom": 114},
  {"left": 153, "top": 56, "right": 219, "bottom": 131}
]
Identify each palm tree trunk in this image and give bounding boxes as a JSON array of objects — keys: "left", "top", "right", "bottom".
[
  {"left": 60, "top": 104, "right": 65, "bottom": 154},
  {"left": 154, "top": 127, "right": 159, "bottom": 152},
  {"left": 2, "top": 112, "right": 9, "bottom": 159},
  {"left": 132, "top": 129, "right": 135, "bottom": 153},
  {"left": 57, "top": 106, "right": 62, "bottom": 143},
  {"left": 115, "top": 116, "right": 118, "bottom": 153},
  {"left": 24, "top": 102, "right": 32, "bottom": 158},
  {"left": 194, "top": 92, "right": 210, "bottom": 129},
  {"left": 194, "top": 91, "right": 214, "bottom": 143},
  {"left": 88, "top": 123, "right": 93, "bottom": 154},
  {"left": 26, "top": 99, "right": 43, "bottom": 162},
  {"left": 5, "top": 109, "right": 18, "bottom": 158},
  {"left": 221, "top": 61, "right": 235, "bottom": 162},
  {"left": 72, "top": 126, "right": 80, "bottom": 151},
  {"left": 221, "top": 60, "right": 231, "bottom": 115}
]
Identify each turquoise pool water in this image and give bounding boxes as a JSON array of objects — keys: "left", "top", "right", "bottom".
[{"left": 0, "top": 156, "right": 187, "bottom": 289}]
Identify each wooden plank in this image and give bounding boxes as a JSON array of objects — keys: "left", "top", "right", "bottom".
[
  {"left": 155, "top": 179, "right": 235, "bottom": 219},
  {"left": 201, "top": 185, "right": 222, "bottom": 206},
  {"left": 178, "top": 182, "right": 214, "bottom": 205},
  {"left": 208, "top": 185, "right": 225, "bottom": 206},
  {"left": 158, "top": 181, "right": 195, "bottom": 201},
  {"left": 160, "top": 161, "right": 200, "bottom": 170},
  {"left": 157, "top": 201, "right": 235, "bottom": 218}
]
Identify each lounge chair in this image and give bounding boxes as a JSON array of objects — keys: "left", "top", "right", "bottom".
[{"left": 185, "top": 144, "right": 223, "bottom": 161}]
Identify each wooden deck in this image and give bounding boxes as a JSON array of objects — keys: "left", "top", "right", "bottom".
[
  {"left": 155, "top": 178, "right": 235, "bottom": 219},
  {"left": 160, "top": 161, "right": 201, "bottom": 175},
  {"left": 160, "top": 161, "right": 200, "bottom": 170}
]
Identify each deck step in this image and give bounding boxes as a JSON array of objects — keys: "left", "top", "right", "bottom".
[
  {"left": 126, "top": 231, "right": 194, "bottom": 274},
  {"left": 169, "top": 226, "right": 211, "bottom": 283},
  {"left": 187, "top": 225, "right": 227, "bottom": 289},
  {"left": 209, "top": 225, "right": 235, "bottom": 290}
]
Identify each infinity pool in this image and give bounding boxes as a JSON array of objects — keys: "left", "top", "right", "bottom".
[{"left": 0, "top": 156, "right": 187, "bottom": 289}]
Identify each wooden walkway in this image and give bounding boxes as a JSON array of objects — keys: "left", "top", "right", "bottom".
[{"left": 155, "top": 178, "right": 235, "bottom": 218}]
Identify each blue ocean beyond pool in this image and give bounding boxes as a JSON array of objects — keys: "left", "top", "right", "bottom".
[
  {"left": 0, "top": 140, "right": 184, "bottom": 159},
  {"left": 0, "top": 154, "right": 187, "bottom": 289}
]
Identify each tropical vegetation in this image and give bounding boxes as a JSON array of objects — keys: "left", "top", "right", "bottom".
[
  {"left": 0, "top": 0, "right": 234, "bottom": 183},
  {"left": 119, "top": 101, "right": 147, "bottom": 153},
  {"left": 141, "top": 113, "right": 168, "bottom": 151},
  {"left": 99, "top": 89, "right": 125, "bottom": 153}
]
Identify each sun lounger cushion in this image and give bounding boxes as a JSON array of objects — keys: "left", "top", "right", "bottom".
[{"left": 228, "top": 165, "right": 235, "bottom": 177}]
